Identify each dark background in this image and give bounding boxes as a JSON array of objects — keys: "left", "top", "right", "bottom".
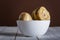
[{"left": 0, "top": 0, "right": 60, "bottom": 26}]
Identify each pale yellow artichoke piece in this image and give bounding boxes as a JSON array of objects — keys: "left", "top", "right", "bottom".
[
  {"left": 19, "top": 12, "right": 32, "bottom": 21},
  {"left": 37, "top": 6, "right": 50, "bottom": 20},
  {"left": 32, "top": 8, "right": 39, "bottom": 20}
]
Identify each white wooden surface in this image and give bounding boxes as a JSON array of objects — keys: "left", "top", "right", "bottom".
[{"left": 0, "top": 26, "right": 60, "bottom": 40}]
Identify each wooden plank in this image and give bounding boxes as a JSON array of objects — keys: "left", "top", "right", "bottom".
[
  {"left": 0, "top": 36, "right": 15, "bottom": 40},
  {"left": 16, "top": 27, "right": 60, "bottom": 40},
  {"left": 0, "top": 27, "right": 60, "bottom": 40}
]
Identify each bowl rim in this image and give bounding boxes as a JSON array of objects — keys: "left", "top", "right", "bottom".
[{"left": 16, "top": 20, "right": 50, "bottom": 22}]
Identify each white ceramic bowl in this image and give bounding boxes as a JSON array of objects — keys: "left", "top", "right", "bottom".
[{"left": 17, "top": 20, "right": 50, "bottom": 37}]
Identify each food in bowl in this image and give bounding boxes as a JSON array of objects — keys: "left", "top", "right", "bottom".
[
  {"left": 31, "top": 8, "right": 39, "bottom": 20},
  {"left": 32, "top": 6, "right": 50, "bottom": 20},
  {"left": 19, "top": 12, "right": 32, "bottom": 21}
]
